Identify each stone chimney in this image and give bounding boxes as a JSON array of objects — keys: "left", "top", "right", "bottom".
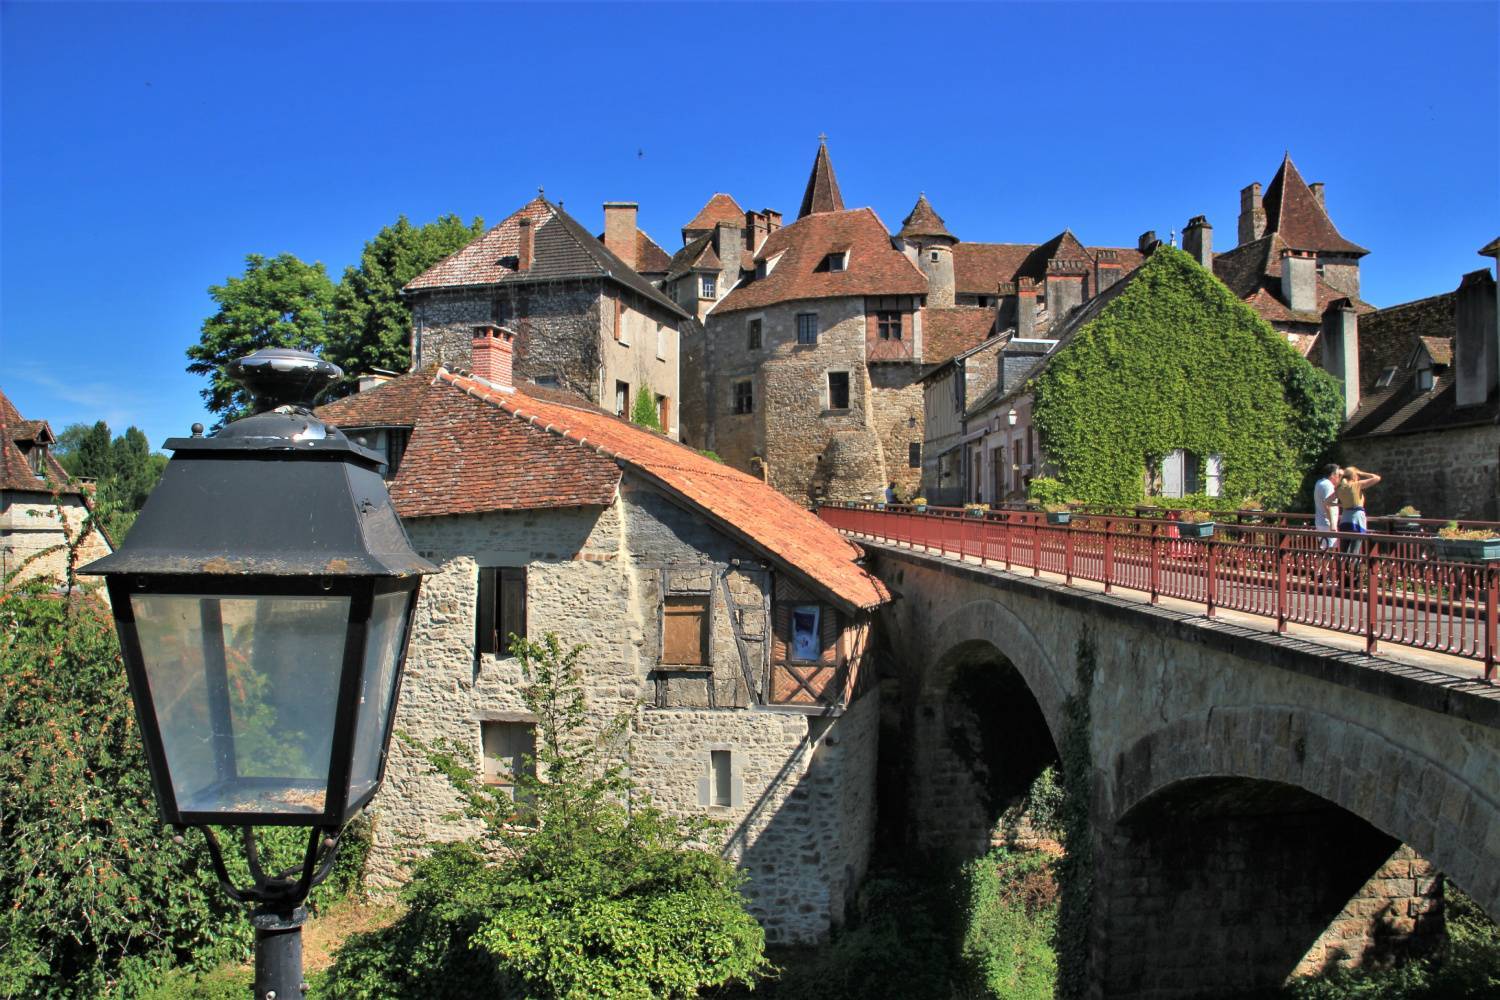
[
  {"left": 1309, "top": 182, "right": 1325, "bottom": 211},
  {"left": 1320, "top": 299, "right": 1359, "bottom": 419},
  {"left": 1095, "top": 250, "right": 1123, "bottom": 293},
  {"left": 1045, "top": 259, "right": 1087, "bottom": 319},
  {"left": 714, "top": 219, "right": 741, "bottom": 298},
  {"left": 517, "top": 217, "right": 533, "bottom": 272},
  {"left": 1137, "top": 230, "right": 1157, "bottom": 254},
  {"left": 1281, "top": 249, "right": 1316, "bottom": 313},
  {"left": 1455, "top": 267, "right": 1499, "bottom": 409},
  {"left": 746, "top": 211, "right": 768, "bottom": 252},
  {"left": 603, "top": 202, "right": 638, "bottom": 269},
  {"left": 1239, "top": 182, "right": 1266, "bottom": 245},
  {"left": 471, "top": 323, "right": 516, "bottom": 390},
  {"left": 764, "top": 209, "right": 782, "bottom": 234},
  {"left": 1182, "top": 215, "right": 1213, "bottom": 270},
  {"left": 1016, "top": 277, "right": 1038, "bottom": 339}
]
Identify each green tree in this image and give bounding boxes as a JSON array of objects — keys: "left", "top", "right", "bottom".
[
  {"left": 324, "top": 215, "right": 485, "bottom": 388},
  {"left": 629, "top": 382, "right": 662, "bottom": 431},
  {"left": 54, "top": 422, "right": 168, "bottom": 543},
  {"left": 186, "top": 253, "right": 335, "bottom": 421},
  {"left": 326, "top": 633, "right": 767, "bottom": 999},
  {"left": 55, "top": 421, "right": 114, "bottom": 480}
]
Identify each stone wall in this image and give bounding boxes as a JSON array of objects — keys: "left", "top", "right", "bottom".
[
  {"left": 364, "top": 477, "right": 878, "bottom": 942},
  {"left": 1341, "top": 423, "right": 1500, "bottom": 520},
  {"left": 0, "top": 491, "right": 112, "bottom": 591},
  {"left": 598, "top": 289, "right": 682, "bottom": 436},
  {"left": 868, "top": 364, "right": 925, "bottom": 499}
]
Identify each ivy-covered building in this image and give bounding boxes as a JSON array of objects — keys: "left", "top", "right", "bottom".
[{"left": 949, "top": 245, "right": 1343, "bottom": 509}]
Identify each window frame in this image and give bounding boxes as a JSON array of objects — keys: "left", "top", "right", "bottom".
[
  {"left": 732, "top": 379, "right": 754, "bottom": 415},
  {"left": 876, "top": 310, "right": 904, "bottom": 341},
  {"left": 789, "top": 604, "right": 822, "bottom": 663},
  {"left": 476, "top": 566, "right": 528, "bottom": 657},
  {"left": 826, "top": 370, "right": 851, "bottom": 411},
  {"left": 701, "top": 274, "right": 717, "bottom": 299},
  {"left": 615, "top": 380, "right": 630, "bottom": 417},
  {"left": 747, "top": 317, "right": 763, "bottom": 350},
  {"left": 479, "top": 719, "right": 537, "bottom": 799},
  {"left": 661, "top": 593, "right": 710, "bottom": 667},
  {"left": 796, "top": 313, "right": 818, "bottom": 346}
]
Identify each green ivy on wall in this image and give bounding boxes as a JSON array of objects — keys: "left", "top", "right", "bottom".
[{"left": 1031, "top": 247, "right": 1343, "bottom": 511}]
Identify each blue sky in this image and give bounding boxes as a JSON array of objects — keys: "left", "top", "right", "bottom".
[{"left": 3, "top": 2, "right": 1497, "bottom": 450}]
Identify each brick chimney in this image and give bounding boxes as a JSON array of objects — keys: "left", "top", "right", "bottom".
[
  {"left": 1182, "top": 215, "right": 1213, "bottom": 270},
  {"left": 764, "top": 209, "right": 782, "bottom": 234},
  {"left": 602, "top": 202, "right": 638, "bottom": 269},
  {"left": 1320, "top": 299, "right": 1359, "bottom": 419},
  {"left": 1095, "top": 250, "right": 1123, "bottom": 293},
  {"left": 1455, "top": 267, "right": 1499, "bottom": 408},
  {"left": 1239, "top": 182, "right": 1266, "bottom": 245},
  {"left": 1309, "top": 182, "right": 1325, "bottom": 211},
  {"left": 517, "top": 216, "right": 533, "bottom": 272},
  {"left": 1137, "top": 230, "right": 1158, "bottom": 254},
  {"left": 1016, "top": 277, "right": 1038, "bottom": 339},
  {"left": 714, "top": 219, "right": 741, "bottom": 298},
  {"left": 1281, "top": 249, "right": 1316, "bottom": 313},
  {"left": 471, "top": 323, "right": 516, "bottom": 390}
]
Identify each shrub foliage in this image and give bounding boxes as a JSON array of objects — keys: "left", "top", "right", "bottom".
[
  {"left": 326, "top": 633, "right": 767, "bottom": 999},
  {"left": 1031, "top": 247, "right": 1343, "bottom": 510}
]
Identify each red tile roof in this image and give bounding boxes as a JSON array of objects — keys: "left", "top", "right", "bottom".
[
  {"left": 1213, "top": 233, "right": 1375, "bottom": 335},
  {"left": 1261, "top": 154, "right": 1368, "bottom": 256},
  {"left": 438, "top": 371, "right": 888, "bottom": 611},
  {"left": 898, "top": 194, "right": 954, "bottom": 241},
  {"left": 0, "top": 388, "right": 76, "bottom": 494},
  {"left": 635, "top": 229, "right": 672, "bottom": 275},
  {"left": 316, "top": 366, "right": 436, "bottom": 427},
  {"left": 684, "top": 193, "right": 745, "bottom": 233},
  {"left": 715, "top": 208, "right": 926, "bottom": 315},
  {"left": 797, "top": 141, "right": 845, "bottom": 219},
  {"left": 952, "top": 240, "right": 1146, "bottom": 296},
  {"left": 924, "top": 307, "right": 996, "bottom": 364}
]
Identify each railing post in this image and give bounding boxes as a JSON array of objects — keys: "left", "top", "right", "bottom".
[
  {"left": 1149, "top": 523, "right": 1160, "bottom": 604},
  {"left": 978, "top": 514, "right": 987, "bottom": 567},
  {"left": 960, "top": 512, "right": 970, "bottom": 563},
  {"left": 1032, "top": 516, "right": 1041, "bottom": 578},
  {"left": 1205, "top": 539, "right": 1217, "bottom": 617},
  {"left": 1485, "top": 564, "right": 1497, "bottom": 683},
  {"left": 1365, "top": 543, "right": 1380, "bottom": 656},
  {"left": 1003, "top": 514, "right": 1012, "bottom": 571},
  {"left": 1275, "top": 532, "right": 1289, "bottom": 633},
  {"left": 1064, "top": 521, "right": 1074, "bottom": 585},
  {"left": 1103, "top": 518, "right": 1114, "bottom": 594}
]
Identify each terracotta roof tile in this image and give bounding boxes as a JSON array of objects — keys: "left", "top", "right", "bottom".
[
  {"left": 0, "top": 387, "right": 81, "bottom": 494},
  {"left": 439, "top": 372, "right": 889, "bottom": 611},
  {"left": 684, "top": 194, "right": 745, "bottom": 233},
  {"left": 1261, "top": 154, "right": 1368, "bottom": 256},
  {"left": 797, "top": 142, "right": 844, "bottom": 219},
  {"left": 898, "top": 194, "right": 954, "bottom": 241},
  {"left": 715, "top": 208, "right": 925, "bottom": 315},
  {"left": 635, "top": 230, "right": 672, "bottom": 275},
  {"left": 1420, "top": 336, "right": 1453, "bottom": 366},
  {"left": 405, "top": 196, "right": 686, "bottom": 319},
  {"left": 952, "top": 240, "right": 1146, "bottom": 296},
  {"left": 1213, "top": 234, "right": 1375, "bottom": 333},
  {"left": 315, "top": 367, "right": 436, "bottom": 427},
  {"left": 924, "top": 307, "right": 996, "bottom": 364}
]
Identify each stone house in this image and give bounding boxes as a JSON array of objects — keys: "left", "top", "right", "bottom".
[
  {"left": 404, "top": 193, "right": 690, "bottom": 438},
  {"left": 1339, "top": 244, "right": 1500, "bottom": 520},
  {"left": 0, "top": 388, "right": 112, "bottom": 588},
  {"left": 315, "top": 329, "right": 889, "bottom": 944}
]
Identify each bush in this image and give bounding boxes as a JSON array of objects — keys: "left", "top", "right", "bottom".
[
  {"left": 958, "top": 849, "right": 1058, "bottom": 1000},
  {"left": 630, "top": 382, "right": 662, "bottom": 432},
  {"left": 325, "top": 633, "right": 768, "bottom": 999}
]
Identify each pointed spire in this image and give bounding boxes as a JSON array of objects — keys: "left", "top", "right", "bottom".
[
  {"left": 1261, "top": 153, "right": 1367, "bottom": 256},
  {"left": 898, "top": 193, "right": 956, "bottom": 242},
  {"left": 797, "top": 138, "right": 845, "bottom": 219}
]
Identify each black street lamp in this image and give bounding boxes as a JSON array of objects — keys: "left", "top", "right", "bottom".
[{"left": 81, "top": 349, "right": 435, "bottom": 998}]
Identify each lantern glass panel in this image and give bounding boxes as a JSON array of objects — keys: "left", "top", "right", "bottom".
[
  {"left": 347, "top": 589, "right": 411, "bottom": 805},
  {"left": 130, "top": 593, "right": 350, "bottom": 817}
]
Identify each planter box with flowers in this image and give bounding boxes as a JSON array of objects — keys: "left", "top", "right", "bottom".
[
  {"left": 1044, "top": 503, "right": 1072, "bottom": 526},
  {"left": 1176, "top": 511, "right": 1215, "bottom": 538},
  {"left": 1390, "top": 505, "right": 1424, "bottom": 536},
  {"left": 964, "top": 503, "right": 990, "bottom": 518},
  {"left": 912, "top": 496, "right": 929, "bottom": 513},
  {"left": 1435, "top": 522, "right": 1500, "bottom": 563}
]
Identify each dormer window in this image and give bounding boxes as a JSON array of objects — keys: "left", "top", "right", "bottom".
[
  {"left": 348, "top": 427, "right": 411, "bottom": 480},
  {"left": 1417, "top": 366, "right": 1435, "bottom": 392},
  {"left": 700, "top": 275, "right": 716, "bottom": 299},
  {"left": 1375, "top": 367, "right": 1398, "bottom": 389},
  {"left": 826, "top": 251, "right": 847, "bottom": 272},
  {"left": 25, "top": 443, "right": 46, "bottom": 477}
]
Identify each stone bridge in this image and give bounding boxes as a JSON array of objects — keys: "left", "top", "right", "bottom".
[{"left": 865, "top": 540, "right": 1500, "bottom": 999}]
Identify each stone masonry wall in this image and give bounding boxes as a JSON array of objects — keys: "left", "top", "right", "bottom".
[
  {"left": 365, "top": 477, "right": 878, "bottom": 942},
  {"left": 868, "top": 364, "right": 925, "bottom": 500},
  {"left": 1341, "top": 423, "right": 1500, "bottom": 520},
  {"left": 0, "top": 492, "right": 112, "bottom": 591}
]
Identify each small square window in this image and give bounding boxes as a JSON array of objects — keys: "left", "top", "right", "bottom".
[
  {"left": 877, "top": 311, "right": 903, "bottom": 340},
  {"left": 701, "top": 275, "right": 716, "bottom": 298},
  {"left": 790, "top": 605, "right": 822, "bottom": 662},
  {"left": 826, "top": 252, "right": 847, "bottom": 272},
  {"left": 748, "top": 318, "right": 763, "bottom": 350},
  {"left": 663, "top": 594, "right": 709, "bottom": 665},
  {"left": 930, "top": 250, "right": 940, "bottom": 262},
  {"left": 710, "top": 750, "right": 732, "bottom": 806},
  {"left": 733, "top": 380, "right": 754, "bottom": 415},
  {"left": 481, "top": 720, "right": 536, "bottom": 799},
  {"left": 796, "top": 313, "right": 818, "bottom": 345},
  {"left": 827, "top": 371, "right": 850, "bottom": 410}
]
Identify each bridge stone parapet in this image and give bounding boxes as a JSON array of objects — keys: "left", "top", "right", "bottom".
[{"left": 864, "top": 540, "right": 1500, "bottom": 998}]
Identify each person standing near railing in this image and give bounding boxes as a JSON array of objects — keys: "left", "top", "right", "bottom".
[
  {"left": 1337, "top": 466, "right": 1381, "bottom": 553},
  {"left": 1313, "top": 463, "right": 1342, "bottom": 551}
]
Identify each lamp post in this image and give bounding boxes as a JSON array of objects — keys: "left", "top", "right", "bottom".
[
  {"left": 81, "top": 348, "right": 435, "bottom": 999},
  {"left": 1006, "top": 406, "right": 1018, "bottom": 427}
]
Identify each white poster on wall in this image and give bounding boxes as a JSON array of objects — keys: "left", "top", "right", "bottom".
[{"left": 791, "top": 605, "right": 821, "bottom": 661}]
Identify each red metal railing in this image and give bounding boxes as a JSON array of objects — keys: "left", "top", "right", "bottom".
[{"left": 818, "top": 504, "right": 1499, "bottom": 681}]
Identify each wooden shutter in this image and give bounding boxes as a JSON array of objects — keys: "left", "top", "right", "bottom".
[
  {"left": 663, "top": 596, "right": 708, "bottom": 665},
  {"left": 499, "top": 568, "right": 527, "bottom": 654},
  {"left": 475, "top": 568, "right": 497, "bottom": 655}
]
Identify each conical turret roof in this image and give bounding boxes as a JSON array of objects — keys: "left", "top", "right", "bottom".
[
  {"left": 898, "top": 193, "right": 956, "bottom": 242},
  {"left": 797, "top": 138, "right": 845, "bottom": 219},
  {"left": 1261, "top": 153, "right": 1367, "bottom": 256}
]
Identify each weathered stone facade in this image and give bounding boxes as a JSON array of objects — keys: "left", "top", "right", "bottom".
[
  {"left": 1341, "top": 423, "right": 1500, "bottom": 521},
  {"left": 367, "top": 478, "right": 877, "bottom": 943},
  {"left": 0, "top": 491, "right": 111, "bottom": 588}
]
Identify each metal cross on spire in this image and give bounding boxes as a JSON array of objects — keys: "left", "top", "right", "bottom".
[{"left": 818, "top": 132, "right": 828, "bottom": 144}]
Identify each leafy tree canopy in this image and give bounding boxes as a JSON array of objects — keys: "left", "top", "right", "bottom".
[
  {"left": 326, "top": 633, "right": 767, "bottom": 999},
  {"left": 54, "top": 421, "right": 167, "bottom": 542},
  {"left": 187, "top": 253, "right": 336, "bottom": 420}
]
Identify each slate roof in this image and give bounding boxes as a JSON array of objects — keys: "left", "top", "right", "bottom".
[
  {"left": 1354, "top": 290, "right": 1456, "bottom": 394},
  {"left": 1212, "top": 232, "right": 1375, "bottom": 339},
  {"left": 318, "top": 370, "right": 889, "bottom": 611},
  {"left": 405, "top": 196, "right": 688, "bottom": 319},
  {"left": 665, "top": 233, "right": 716, "bottom": 283},
  {"left": 898, "top": 194, "right": 955, "bottom": 241},
  {"left": 714, "top": 208, "right": 926, "bottom": 315},
  {"left": 1261, "top": 154, "right": 1368, "bottom": 256},
  {"left": 684, "top": 193, "right": 745, "bottom": 233},
  {"left": 797, "top": 141, "right": 844, "bottom": 219},
  {"left": 951, "top": 239, "right": 1146, "bottom": 296},
  {"left": 1344, "top": 371, "right": 1498, "bottom": 438},
  {"left": 0, "top": 388, "right": 79, "bottom": 493},
  {"left": 924, "top": 307, "right": 996, "bottom": 365}
]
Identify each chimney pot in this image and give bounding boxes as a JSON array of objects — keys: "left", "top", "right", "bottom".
[
  {"left": 517, "top": 217, "right": 533, "bottom": 272},
  {"left": 1281, "top": 249, "right": 1317, "bottom": 313},
  {"left": 1183, "top": 215, "right": 1214, "bottom": 270},
  {"left": 471, "top": 323, "right": 516, "bottom": 390},
  {"left": 1137, "top": 231, "right": 1157, "bottom": 254}
]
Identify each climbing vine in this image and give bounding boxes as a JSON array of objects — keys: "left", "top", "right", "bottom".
[
  {"left": 1053, "top": 630, "right": 1097, "bottom": 1000},
  {"left": 1030, "top": 247, "right": 1343, "bottom": 511}
]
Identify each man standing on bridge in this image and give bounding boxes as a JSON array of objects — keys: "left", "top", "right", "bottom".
[{"left": 1313, "top": 463, "right": 1341, "bottom": 549}]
